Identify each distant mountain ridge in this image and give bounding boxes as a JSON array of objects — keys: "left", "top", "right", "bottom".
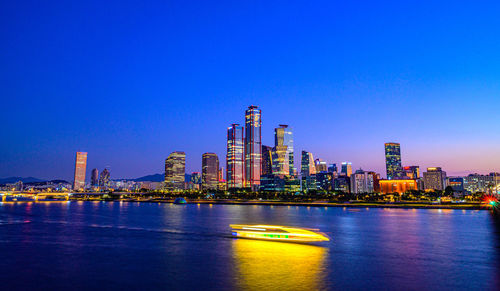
[{"left": 0, "top": 177, "right": 45, "bottom": 184}]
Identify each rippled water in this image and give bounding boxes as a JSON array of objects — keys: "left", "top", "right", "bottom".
[{"left": 0, "top": 201, "right": 499, "bottom": 290}]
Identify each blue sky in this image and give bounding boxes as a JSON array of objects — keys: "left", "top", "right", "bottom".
[{"left": 1, "top": 0, "right": 500, "bottom": 180}]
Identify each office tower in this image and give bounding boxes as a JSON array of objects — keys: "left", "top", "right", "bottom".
[
  {"left": 328, "top": 164, "right": 338, "bottom": 173},
  {"left": 341, "top": 162, "right": 352, "bottom": 177},
  {"left": 274, "top": 125, "right": 295, "bottom": 175},
  {"left": 227, "top": 124, "right": 244, "bottom": 189},
  {"left": 190, "top": 172, "right": 202, "bottom": 185},
  {"left": 90, "top": 168, "right": 99, "bottom": 187},
  {"left": 423, "top": 167, "right": 447, "bottom": 191},
  {"left": 403, "top": 166, "right": 420, "bottom": 179},
  {"left": 367, "top": 171, "right": 380, "bottom": 193},
  {"left": 385, "top": 142, "right": 403, "bottom": 179},
  {"left": 202, "top": 153, "right": 219, "bottom": 191},
  {"left": 301, "top": 151, "right": 316, "bottom": 176},
  {"left": 271, "top": 145, "right": 289, "bottom": 175},
  {"left": 350, "top": 169, "right": 375, "bottom": 194},
  {"left": 261, "top": 145, "right": 273, "bottom": 176},
  {"left": 72, "top": 152, "right": 87, "bottom": 190},
  {"left": 315, "top": 159, "right": 328, "bottom": 172},
  {"left": 99, "top": 168, "right": 110, "bottom": 188},
  {"left": 165, "top": 151, "right": 186, "bottom": 191},
  {"left": 244, "top": 105, "right": 262, "bottom": 189}
]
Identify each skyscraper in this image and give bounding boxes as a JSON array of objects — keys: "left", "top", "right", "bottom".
[
  {"left": 274, "top": 125, "right": 295, "bottom": 175},
  {"left": 341, "top": 162, "right": 352, "bottom": 177},
  {"left": 72, "top": 152, "right": 87, "bottom": 190},
  {"left": 385, "top": 142, "right": 403, "bottom": 179},
  {"left": 423, "top": 167, "right": 447, "bottom": 191},
  {"left": 99, "top": 168, "right": 110, "bottom": 188},
  {"left": 271, "top": 145, "right": 289, "bottom": 175},
  {"left": 261, "top": 145, "right": 273, "bottom": 176},
  {"left": 227, "top": 124, "right": 244, "bottom": 189},
  {"left": 301, "top": 151, "right": 316, "bottom": 176},
  {"left": 202, "top": 153, "right": 219, "bottom": 191},
  {"left": 165, "top": 151, "right": 186, "bottom": 191},
  {"left": 314, "top": 158, "right": 328, "bottom": 173},
  {"left": 90, "top": 168, "right": 99, "bottom": 187},
  {"left": 328, "top": 164, "right": 338, "bottom": 173},
  {"left": 244, "top": 106, "right": 262, "bottom": 189}
]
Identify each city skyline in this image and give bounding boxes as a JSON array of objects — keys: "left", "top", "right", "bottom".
[{"left": 2, "top": 1, "right": 500, "bottom": 180}]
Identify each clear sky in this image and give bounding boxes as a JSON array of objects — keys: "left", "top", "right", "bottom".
[{"left": 1, "top": 0, "right": 500, "bottom": 180}]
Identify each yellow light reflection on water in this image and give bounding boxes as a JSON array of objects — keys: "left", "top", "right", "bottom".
[{"left": 232, "top": 239, "right": 328, "bottom": 290}]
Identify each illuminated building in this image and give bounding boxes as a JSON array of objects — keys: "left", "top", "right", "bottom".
[
  {"left": 350, "top": 169, "right": 375, "bottom": 194},
  {"left": 385, "top": 142, "right": 403, "bottom": 179},
  {"left": 463, "top": 173, "right": 500, "bottom": 194},
  {"left": 274, "top": 125, "right": 295, "bottom": 175},
  {"left": 314, "top": 159, "right": 327, "bottom": 173},
  {"left": 90, "top": 168, "right": 99, "bottom": 187},
  {"left": 328, "top": 164, "right": 338, "bottom": 173},
  {"left": 245, "top": 105, "right": 262, "bottom": 189},
  {"left": 190, "top": 172, "right": 201, "bottom": 185},
  {"left": 272, "top": 145, "right": 289, "bottom": 175},
  {"left": 316, "top": 172, "right": 333, "bottom": 191},
  {"left": 367, "top": 171, "right": 380, "bottom": 192},
  {"left": 72, "top": 152, "right": 87, "bottom": 190},
  {"left": 341, "top": 162, "right": 352, "bottom": 177},
  {"left": 423, "top": 167, "right": 447, "bottom": 191},
  {"left": 333, "top": 176, "right": 350, "bottom": 193},
  {"left": 301, "top": 151, "right": 316, "bottom": 176},
  {"left": 227, "top": 124, "right": 244, "bottom": 189},
  {"left": 261, "top": 145, "right": 273, "bottom": 176},
  {"left": 99, "top": 168, "right": 110, "bottom": 189},
  {"left": 301, "top": 175, "right": 318, "bottom": 192},
  {"left": 379, "top": 179, "right": 417, "bottom": 194},
  {"left": 448, "top": 177, "right": 464, "bottom": 195},
  {"left": 165, "top": 151, "right": 186, "bottom": 191},
  {"left": 403, "top": 166, "right": 420, "bottom": 179},
  {"left": 202, "top": 153, "right": 219, "bottom": 191}
]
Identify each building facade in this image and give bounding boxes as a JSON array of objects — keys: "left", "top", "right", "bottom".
[
  {"left": 244, "top": 105, "right": 262, "bottom": 189},
  {"left": 301, "top": 151, "right": 316, "bottom": 176},
  {"left": 341, "top": 162, "right": 352, "bottom": 177},
  {"left": 90, "top": 168, "right": 99, "bottom": 187},
  {"left": 165, "top": 151, "right": 186, "bottom": 191},
  {"left": 261, "top": 145, "right": 273, "bottom": 176},
  {"left": 274, "top": 125, "right": 295, "bottom": 175},
  {"left": 385, "top": 142, "right": 403, "bottom": 179},
  {"left": 423, "top": 167, "right": 447, "bottom": 191},
  {"left": 99, "top": 168, "right": 110, "bottom": 189},
  {"left": 202, "top": 153, "right": 219, "bottom": 191},
  {"left": 227, "top": 124, "right": 245, "bottom": 189},
  {"left": 403, "top": 166, "right": 420, "bottom": 179},
  {"left": 73, "top": 152, "right": 87, "bottom": 190},
  {"left": 379, "top": 179, "right": 417, "bottom": 194}
]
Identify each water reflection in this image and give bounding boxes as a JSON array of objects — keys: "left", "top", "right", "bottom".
[{"left": 232, "top": 239, "right": 328, "bottom": 290}]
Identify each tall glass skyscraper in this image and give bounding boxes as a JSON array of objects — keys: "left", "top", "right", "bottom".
[
  {"left": 227, "top": 124, "right": 244, "bottom": 189},
  {"left": 73, "top": 152, "right": 87, "bottom": 190},
  {"left": 261, "top": 145, "right": 273, "bottom": 176},
  {"left": 165, "top": 151, "right": 186, "bottom": 190},
  {"left": 274, "top": 125, "right": 295, "bottom": 176},
  {"left": 301, "top": 151, "right": 316, "bottom": 176},
  {"left": 202, "top": 153, "right": 219, "bottom": 191},
  {"left": 245, "top": 105, "right": 261, "bottom": 189},
  {"left": 341, "top": 162, "right": 352, "bottom": 177},
  {"left": 385, "top": 142, "right": 403, "bottom": 179}
]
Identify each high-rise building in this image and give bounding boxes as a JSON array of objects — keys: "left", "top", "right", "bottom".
[
  {"left": 385, "top": 142, "right": 403, "bottom": 179},
  {"left": 403, "top": 166, "right": 420, "bottom": 179},
  {"left": 271, "top": 145, "right": 289, "bottom": 176},
  {"left": 274, "top": 125, "right": 295, "bottom": 175},
  {"left": 328, "top": 164, "right": 338, "bottom": 173},
  {"left": 202, "top": 153, "right": 219, "bottom": 191},
  {"left": 350, "top": 169, "right": 374, "bottom": 194},
  {"left": 227, "top": 124, "right": 244, "bottom": 189},
  {"left": 165, "top": 151, "right": 186, "bottom": 191},
  {"left": 423, "top": 167, "right": 447, "bottom": 191},
  {"left": 190, "top": 172, "right": 202, "bottom": 185},
  {"left": 90, "top": 168, "right": 99, "bottom": 187},
  {"left": 341, "top": 162, "right": 352, "bottom": 177},
  {"left": 99, "top": 168, "right": 110, "bottom": 188},
  {"left": 315, "top": 159, "right": 328, "bottom": 173},
  {"left": 301, "top": 151, "right": 316, "bottom": 176},
  {"left": 244, "top": 105, "right": 262, "bottom": 189},
  {"left": 261, "top": 145, "right": 273, "bottom": 176},
  {"left": 72, "top": 152, "right": 87, "bottom": 190}
]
